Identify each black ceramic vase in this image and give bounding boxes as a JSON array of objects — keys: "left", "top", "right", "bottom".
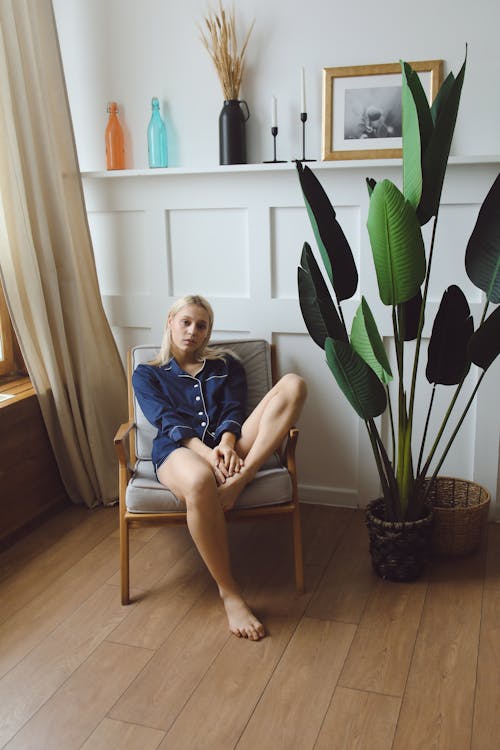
[{"left": 219, "top": 99, "right": 250, "bottom": 165}]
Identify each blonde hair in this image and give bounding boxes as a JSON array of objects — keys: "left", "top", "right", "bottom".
[{"left": 150, "top": 294, "right": 233, "bottom": 366}]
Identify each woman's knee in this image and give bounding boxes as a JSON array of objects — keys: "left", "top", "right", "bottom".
[
  {"left": 278, "top": 373, "right": 307, "bottom": 403},
  {"left": 159, "top": 454, "right": 215, "bottom": 505},
  {"left": 183, "top": 466, "right": 216, "bottom": 504}
]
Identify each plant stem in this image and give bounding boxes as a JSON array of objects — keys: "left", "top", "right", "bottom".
[
  {"left": 368, "top": 417, "right": 400, "bottom": 519},
  {"left": 393, "top": 306, "right": 406, "bottom": 491},
  {"left": 392, "top": 306, "right": 403, "bottom": 380},
  {"left": 480, "top": 298, "right": 490, "bottom": 325},
  {"left": 420, "top": 294, "right": 489, "bottom": 482},
  {"left": 423, "top": 371, "right": 486, "bottom": 501},
  {"left": 407, "top": 212, "right": 439, "bottom": 438},
  {"left": 386, "top": 384, "right": 396, "bottom": 464},
  {"left": 417, "top": 385, "right": 436, "bottom": 476},
  {"left": 402, "top": 211, "right": 439, "bottom": 511},
  {"left": 420, "top": 378, "right": 465, "bottom": 479},
  {"left": 338, "top": 304, "right": 348, "bottom": 340},
  {"left": 365, "top": 419, "right": 391, "bottom": 510}
]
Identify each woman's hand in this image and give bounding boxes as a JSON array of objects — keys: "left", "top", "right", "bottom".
[
  {"left": 212, "top": 444, "right": 244, "bottom": 481},
  {"left": 181, "top": 433, "right": 243, "bottom": 485}
]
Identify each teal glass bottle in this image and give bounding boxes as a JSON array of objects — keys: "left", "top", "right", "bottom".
[{"left": 147, "top": 97, "right": 168, "bottom": 168}]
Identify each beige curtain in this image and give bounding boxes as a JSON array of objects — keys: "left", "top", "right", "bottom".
[{"left": 0, "top": 0, "right": 127, "bottom": 507}]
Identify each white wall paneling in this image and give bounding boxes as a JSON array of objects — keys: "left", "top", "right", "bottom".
[
  {"left": 82, "top": 159, "right": 500, "bottom": 515},
  {"left": 169, "top": 208, "right": 250, "bottom": 297}
]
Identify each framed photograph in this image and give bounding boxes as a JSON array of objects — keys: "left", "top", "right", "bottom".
[{"left": 322, "top": 60, "right": 443, "bottom": 161}]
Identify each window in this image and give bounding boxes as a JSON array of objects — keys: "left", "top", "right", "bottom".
[
  {"left": 0, "top": 281, "right": 14, "bottom": 376},
  {"left": 0, "top": 279, "right": 25, "bottom": 378}
]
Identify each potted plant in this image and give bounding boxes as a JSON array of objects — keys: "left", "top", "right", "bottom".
[{"left": 296, "top": 55, "right": 500, "bottom": 580}]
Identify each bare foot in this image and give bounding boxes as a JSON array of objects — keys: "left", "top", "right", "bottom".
[
  {"left": 218, "top": 469, "right": 254, "bottom": 511},
  {"left": 221, "top": 592, "right": 265, "bottom": 641}
]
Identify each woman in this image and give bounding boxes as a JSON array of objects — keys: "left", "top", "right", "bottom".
[{"left": 132, "top": 295, "right": 307, "bottom": 641}]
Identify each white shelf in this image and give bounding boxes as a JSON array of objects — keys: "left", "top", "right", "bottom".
[{"left": 81, "top": 154, "right": 500, "bottom": 180}]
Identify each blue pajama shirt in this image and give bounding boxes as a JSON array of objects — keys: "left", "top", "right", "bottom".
[{"left": 132, "top": 355, "right": 248, "bottom": 471}]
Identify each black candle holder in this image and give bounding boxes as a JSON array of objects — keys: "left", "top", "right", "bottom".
[
  {"left": 294, "top": 112, "right": 316, "bottom": 163},
  {"left": 263, "top": 126, "right": 286, "bottom": 163}
]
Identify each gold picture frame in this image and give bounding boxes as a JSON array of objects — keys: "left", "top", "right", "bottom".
[{"left": 322, "top": 60, "right": 443, "bottom": 161}]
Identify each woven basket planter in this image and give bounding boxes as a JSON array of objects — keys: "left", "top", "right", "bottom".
[
  {"left": 365, "top": 499, "right": 434, "bottom": 582},
  {"left": 425, "top": 476, "right": 491, "bottom": 556}
]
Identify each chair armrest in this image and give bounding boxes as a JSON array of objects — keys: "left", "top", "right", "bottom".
[
  {"left": 114, "top": 418, "right": 135, "bottom": 444},
  {"left": 114, "top": 419, "right": 135, "bottom": 468}
]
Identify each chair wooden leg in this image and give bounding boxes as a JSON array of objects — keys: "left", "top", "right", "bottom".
[
  {"left": 292, "top": 505, "right": 304, "bottom": 593},
  {"left": 120, "top": 514, "right": 131, "bottom": 605}
]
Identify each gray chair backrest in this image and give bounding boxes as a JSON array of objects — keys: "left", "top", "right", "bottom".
[{"left": 131, "top": 339, "right": 273, "bottom": 461}]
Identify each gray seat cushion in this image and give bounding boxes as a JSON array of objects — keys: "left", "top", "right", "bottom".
[{"left": 126, "top": 456, "right": 292, "bottom": 513}]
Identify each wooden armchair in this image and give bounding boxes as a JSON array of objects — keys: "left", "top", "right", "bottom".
[{"left": 114, "top": 339, "right": 304, "bottom": 605}]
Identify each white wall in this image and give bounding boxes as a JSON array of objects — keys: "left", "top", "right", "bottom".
[{"left": 54, "top": 0, "right": 500, "bottom": 171}]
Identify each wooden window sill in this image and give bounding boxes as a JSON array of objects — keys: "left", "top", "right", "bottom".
[{"left": 0, "top": 376, "right": 35, "bottom": 408}]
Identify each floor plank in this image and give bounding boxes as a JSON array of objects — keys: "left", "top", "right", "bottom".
[
  {"left": 236, "top": 617, "right": 356, "bottom": 750},
  {"left": 156, "top": 572, "right": 318, "bottom": 749},
  {"left": 484, "top": 521, "right": 500, "bottom": 590},
  {"left": 471, "top": 587, "right": 500, "bottom": 750},
  {"left": 155, "top": 627, "right": 291, "bottom": 749},
  {"left": 0, "top": 533, "right": 123, "bottom": 679},
  {"left": 0, "top": 584, "right": 133, "bottom": 747},
  {"left": 0, "top": 504, "right": 87, "bottom": 581},
  {"left": 109, "top": 589, "right": 230, "bottom": 731},
  {"left": 339, "top": 576, "right": 428, "bottom": 696},
  {"left": 392, "top": 552, "right": 485, "bottom": 750},
  {"left": 108, "top": 546, "right": 211, "bottom": 649},
  {"left": 0, "top": 506, "right": 117, "bottom": 624},
  {"left": 300, "top": 504, "right": 354, "bottom": 567},
  {"left": 314, "top": 686, "right": 401, "bottom": 750},
  {"left": 230, "top": 516, "right": 296, "bottom": 586},
  {"left": 106, "top": 525, "right": 192, "bottom": 591},
  {"left": 79, "top": 718, "right": 164, "bottom": 750},
  {"left": 4, "top": 642, "right": 153, "bottom": 750},
  {"left": 306, "top": 510, "right": 377, "bottom": 623}
]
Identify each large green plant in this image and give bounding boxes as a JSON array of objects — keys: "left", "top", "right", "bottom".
[{"left": 297, "top": 57, "right": 500, "bottom": 521}]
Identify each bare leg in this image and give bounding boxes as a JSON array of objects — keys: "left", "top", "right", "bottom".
[
  {"left": 157, "top": 449, "right": 265, "bottom": 640},
  {"left": 218, "top": 373, "right": 307, "bottom": 510}
]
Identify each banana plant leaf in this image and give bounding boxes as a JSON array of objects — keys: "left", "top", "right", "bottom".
[
  {"left": 296, "top": 162, "right": 358, "bottom": 302},
  {"left": 366, "top": 177, "right": 377, "bottom": 197},
  {"left": 398, "top": 289, "right": 423, "bottom": 341},
  {"left": 325, "top": 337, "right": 387, "bottom": 419},
  {"left": 417, "top": 56, "right": 466, "bottom": 225},
  {"left": 401, "top": 61, "right": 432, "bottom": 210},
  {"left": 426, "top": 285, "right": 473, "bottom": 385},
  {"left": 351, "top": 297, "right": 393, "bottom": 384},
  {"left": 468, "top": 305, "right": 500, "bottom": 371},
  {"left": 367, "top": 179, "right": 426, "bottom": 305},
  {"left": 298, "top": 242, "right": 347, "bottom": 348},
  {"left": 465, "top": 173, "right": 500, "bottom": 303}
]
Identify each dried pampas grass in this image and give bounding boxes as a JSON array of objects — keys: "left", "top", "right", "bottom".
[{"left": 200, "top": 3, "right": 254, "bottom": 100}]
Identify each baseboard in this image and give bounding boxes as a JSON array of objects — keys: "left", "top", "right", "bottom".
[{"left": 297, "top": 483, "right": 360, "bottom": 508}]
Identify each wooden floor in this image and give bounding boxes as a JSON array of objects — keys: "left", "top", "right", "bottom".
[{"left": 0, "top": 502, "right": 499, "bottom": 750}]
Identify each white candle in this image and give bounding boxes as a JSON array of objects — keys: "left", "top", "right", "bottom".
[
  {"left": 301, "top": 68, "right": 306, "bottom": 113},
  {"left": 271, "top": 96, "right": 277, "bottom": 128}
]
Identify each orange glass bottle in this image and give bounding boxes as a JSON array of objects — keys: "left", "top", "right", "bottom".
[{"left": 105, "top": 102, "right": 125, "bottom": 170}]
